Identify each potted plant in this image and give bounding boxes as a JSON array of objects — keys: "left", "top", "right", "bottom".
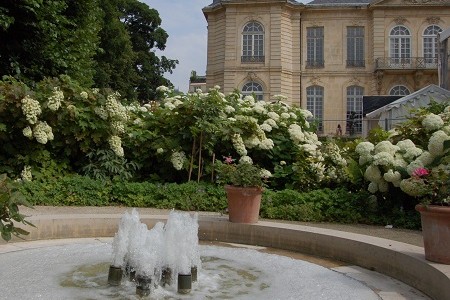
[
  {"left": 215, "top": 156, "right": 271, "bottom": 223},
  {"left": 401, "top": 165, "right": 450, "bottom": 264}
]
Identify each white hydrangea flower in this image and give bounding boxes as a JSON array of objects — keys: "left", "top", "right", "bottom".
[
  {"left": 252, "top": 103, "right": 266, "bottom": 114},
  {"left": 260, "top": 169, "right": 272, "bottom": 178},
  {"left": 403, "top": 147, "right": 423, "bottom": 161},
  {"left": 80, "top": 91, "right": 88, "bottom": 99},
  {"left": 299, "top": 143, "right": 318, "bottom": 155},
  {"left": 47, "top": 87, "right": 64, "bottom": 111},
  {"left": 368, "top": 182, "right": 378, "bottom": 194},
  {"left": 239, "top": 155, "right": 253, "bottom": 164},
  {"left": 280, "top": 161, "right": 286, "bottom": 166},
  {"left": 396, "top": 139, "right": 415, "bottom": 151},
  {"left": 267, "top": 111, "right": 280, "bottom": 122},
  {"left": 355, "top": 142, "right": 374, "bottom": 156},
  {"left": 21, "top": 95, "right": 42, "bottom": 124},
  {"left": 33, "top": 121, "right": 53, "bottom": 144},
  {"left": 22, "top": 126, "right": 33, "bottom": 139},
  {"left": 273, "top": 94, "right": 288, "bottom": 102},
  {"left": 372, "top": 152, "right": 394, "bottom": 166},
  {"left": 232, "top": 134, "right": 247, "bottom": 156},
  {"left": 108, "top": 135, "right": 124, "bottom": 157},
  {"left": 415, "top": 151, "right": 434, "bottom": 166},
  {"left": 170, "top": 151, "right": 186, "bottom": 170},
  {"left": 280, "top": 112, "right": 290, "bottom": 119},
  {"left": 243, "top": 95, "right": 255, "bottom": 105},
  {"left": 311, "top": 162, "right": 325, "bottom": 181},
  {"left": 422, "top": 113, "right": 444, "bottom": 132},
  {"left": 111, "top": 121, "right": 125, "bottom": 134},
  {"left": 393, "top": 154, "right": 408, "bottom": 168},
  {"left": 228, "top": 117, "right": 236, "bottom": 122},
  {"left": 156, "top": 86, "right": 169, "bottom": 93},
  {"left": 443, "top": 125, "right": 450, "bottom": 135},
  {"left": 214, "top": 85, "right": 221, "bottom": 90},
  {"left": 224, "top": 105, "right": 235, "bottom": 114},
  {"left": 244, "top": 135, "right": 260, "bottom": 149},
  {"left": 156, "top": 148, "right": 164, "bottom": 154},
  {"left": 259, "top": 123, "right": 272, "bottom": 132},
  {"left": 359, "top": 155, "right": 372, "bottom": 165},
  {"left": 259, "top": 138, "right": 274, "bottom": 150},
  {"left": 92, "top": 88, "right": 99, "bottom": 94},
  {"left": 106, "top": 94, "right": 128, "bottom": 121},
  {"left": 400, "top": 178, "right": 428, "bottom": 197},
  {"left": 264, "top": 118, "right": 278, "bottom": 129},
  {"left": 288, "top": 124, "right": 305, "bottom": 144},
  {"left": 173, "top": 99, "right": 183, "bottom": 107},
  {"left": 21, "top": 165, "right": 32, "bottom": 182},
  {"left": 428, "top": 130, "right": 449, "bottom": 157},
  {"left": 300, "top": 109, "right": 313, "bottom": 119},
  {"left": 374, "top": 141, "right": 399, "bottom": 156},
  {"left": 364, "top": 165, "right": 382, "bottom": 182},
  {"left": 383, "top": 169, "right": 401, "bottom": 183},
  {"left": 289, "top": 112, "right": 297, "bottom": 120}
]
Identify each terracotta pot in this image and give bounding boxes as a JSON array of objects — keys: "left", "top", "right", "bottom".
[
  {"left": 415, "top": 204, "right": 450, "bottom": 264},
  {"left": 225, "top": 185, "right": 262, "bottom": 223}
]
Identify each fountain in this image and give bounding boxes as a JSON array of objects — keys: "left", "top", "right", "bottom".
[
  {"left": 108, "top": 209, "right": 200, "bottom": 296},
  {"left": 0, "top": 208, "right": 439, "bottom": 299}
]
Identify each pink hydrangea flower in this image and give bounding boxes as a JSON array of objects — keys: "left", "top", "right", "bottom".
[
  {"left": 224, "top": 156, "right": 234, "bottom": 164},
  {"left": 412, "top": 168, "right": 429, "bottom": 178}
]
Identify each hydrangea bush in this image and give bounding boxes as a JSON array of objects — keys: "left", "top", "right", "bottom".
[
  {"left": 355, "top": 101, "right": 450, "bottom": 205},
  {"left": 0, "top": 76, "right": 350, "bottom": 191}
]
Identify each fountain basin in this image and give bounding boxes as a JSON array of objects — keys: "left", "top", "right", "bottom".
[{"left": 1, "top": 209, "right": 449, "bottom": 299}]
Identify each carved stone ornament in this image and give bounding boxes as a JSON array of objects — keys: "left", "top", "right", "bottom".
[
  {"left": 403, "top": 0, "right": 446, "bottom": 3},
  {"left": 426, "top": 16, "right": 441, "bottom": 25},
  {"left": 394, "top": 17, "right": 407, "bottom": 25},
  {"left": 310, "top": 76, "right": 321, "bottom": 85},
  {"left": 349, "top": 77, "right": 361, "bottom": 85},
  {"left": 247, "top": 72, "right": 258, "bottom": 81}
]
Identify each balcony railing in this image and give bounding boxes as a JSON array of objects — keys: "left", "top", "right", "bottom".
[
  {"left": 241, "top": 56, "right": 265, "bottom": 63},
  {"left": 305, "top": 60, "right": 324, "bottom": 68},
  {"left": 346, "top": 60, "right": 365, "bottom": 68},
  {"left": 375, "top": 57, "right": 438, "bottom": 70}
]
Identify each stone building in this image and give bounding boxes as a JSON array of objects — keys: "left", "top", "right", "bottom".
[{"left": 202, "top": 0, "right": 450, "bottom": 135}]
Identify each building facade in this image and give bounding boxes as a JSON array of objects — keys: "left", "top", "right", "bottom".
[{"left": 202, "top": 0, "right": 450, "bottom": 135}]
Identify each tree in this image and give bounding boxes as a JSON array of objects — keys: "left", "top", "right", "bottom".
[
  {"left": 0, "top": 0, "right": 102, "bottom": 87},
  {"left": 94, "top": 0, "right": 178, "bottom": 102}
]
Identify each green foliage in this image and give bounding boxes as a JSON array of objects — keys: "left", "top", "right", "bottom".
[
  {"left": 367, "top": 127, "right": 390, "bottom": 144},
  {"left": 0, "top": 174, "right": 34, "bottom": 241},
  {"left": 215, "top": 160, "right": 266, "bottom": 188},
  {"left": 261, "top": 188, "right": 370, "bottom": 223},
  {"left": 82, "top": 149, "right": 140, "bottom": 181}
]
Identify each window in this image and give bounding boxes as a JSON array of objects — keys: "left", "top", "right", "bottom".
[
  {"left": 423, "top": 25, "right": 442, "bottom": 65},
  {"left": 242, "top": 82, "right": 264, "bottom": 101},
  {"left": 389, "top": 25, "right": 411, "bottom": 67},
  {"left": 389, "top": 85, "right": 410, "bottom": 96},
  {"left": 306, "top": 86, "right": 324, "bottom": 132},
  {"left": 347, "top": 27, "right": 365, "bottom": 67},
  {"left": 306, "top": 27, "right": 324, "bottom": 68},
  {"left": 346, "top": 86, "right": 364, "bottom": 134},
  {"left": 242, "top": 22, "right": 264, "bottom": 63}
]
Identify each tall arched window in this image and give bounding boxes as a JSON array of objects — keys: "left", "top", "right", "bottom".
[
  {"left": 242, "top": 21, "right": 264, "bottom": 63},
  {"left": 306, "top": 85, "right": 324, "bottom": 132},
  {"left": 389, "top": 25, "right": 411, "bottom": 66},
  {"left": 389, "top": 85, "right": 410, "bottom": 96},
  {"left": 346, "top": 86, "right": 364, "bottom": 134},
  {"left": 242, "top": 81, "right": 264, "bottom": 101},
  {"left": 423, "top": 25, "right": 442, "bottom": 65}
]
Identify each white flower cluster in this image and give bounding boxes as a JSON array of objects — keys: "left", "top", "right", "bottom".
[
  {"left": 232, "top": 134, "right": 247, "bottom": 156},
  {"left": 47, "top": 87, "right": 64, "bottom": 111},
  {"left": 260, "top": 168, "right": 272, "bottom": 178},
  {"left": 21, "top": 95, "right": 42, "bottom": 124},
  {"left": 80, "top": 91, "right": 88, "bottom": 99},
  {"left": 111, "top": 121, "right": 125, "bottom": 134},
  {"left": 156, "top": 148, "right": 164, "bottom": 154},
  {"left": 21, "top": 165, "right": 32, "bottom": 182},
  {"left": 171, "top": 151, "right": 186, "bottom": 170},
  {"left": 356, "top": 108, "right": 450, "bottom": 194},
  {"left": 239, "top": 155, "right": 253, "bottom": 164},
  {"left": 108, "top": 135, "right": 124, "bottom": 157},
  {"left": 94, "top": 107, "right": 108, "bottom": 120},
  {"left": 33, "top": 121, "right": 54, "bottom": 144},
  {"left": 106, "top": 93, "right": 128, "bottom": 121},
  {"left": 156, "top": 86, "right": 170, "bottom": 93},
  {"left": 22, "top": 126, "right": 33, "bottom": 139}
]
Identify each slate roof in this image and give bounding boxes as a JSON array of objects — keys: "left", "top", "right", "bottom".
[
  {"left": 308, "top": 0, "right": 371, "bottom": 4},
  {"left": 362, "top": 96, "right": 401, "bottom": 116}
]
